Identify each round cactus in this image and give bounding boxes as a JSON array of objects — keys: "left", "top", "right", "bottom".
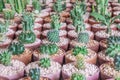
[
  {"left": 47, "top": 30, "right": 60, "bottom": 43},
  {"left": 29, "top": 68, "right": 40, "bottom": 80},
  {"left": 78, "top": 32, "right": 89, "bottom": 44},
  {"left": 39, "top": 58, "right": 51, "bottom": 68},
  {"left": 71, "top": 73, "right": 86, "bottom": 80}
]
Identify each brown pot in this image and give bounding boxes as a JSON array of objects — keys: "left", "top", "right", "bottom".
[
  {"left": 99, "top": 39, "right": 107, "bottom": 51},
  {"left": 33, "top": 49, "right": 65, "bottom": 64},
  {"left": 12, "top": 49, "right": 32, "bottom": 65},
  {"left": 88, "top": 18, "right": 100, "bottom": 25},
  {"left": 9, "top": 23, "right": 18, "bottom": 31},
  {"left": 6, "top": 29, "right": 15, "bottom": 39},
  {"left": 70, "top": 40, "right": 99, "bottom": 52},
  {"left": 66, "top": 18, "right": 73, "bottom": 24},
  {"left": 0, "top": 38, "right": 12, "bottom": 48},
  {"left": 20, "top": 77, "right": 49, "bottom": 80},
  {"left": 65, "top": 49, "right": 97, "bottom": 64}
]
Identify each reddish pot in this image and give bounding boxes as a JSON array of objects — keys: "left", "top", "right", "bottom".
[
  {"left": 65, "top": 49, "right": 97, "bottom": 64},
  {"left": 66, "top": 18, "right": 73, "bottom": 24},
  {"left": 9, "top": 23, "right": 18, "bottom": 31},
  {"left": 99, "top": 39, "right": 107, "bottom": 51},
  {"left": 60, "top": 11, "right": 70, "bottom": 18},
  {"left": 33, "top": 49, "right": 65, "bottom": 64},
  {"left": 70, "top": 40, "right": 99, "bottom": 52},
  {"left": 88, "top": 18, "right": 100, "bottom": 25},
  {"left": 42, "top": 37, "right": 69, "bottom": 51},
  {"left": 35, "top": 17, "right": 44, "bottom": 24},
  {"left": 0, "top": 38, "right": 12, "bottom": 48},
  {"left": 41, "top": 30, "right": 67, "bottom": 39},
  {"left": 39, "top": 12, "right": 50, "bottom": 19},
  {"left": 6, "top": 29, "right": 15, "bottom": 39}
]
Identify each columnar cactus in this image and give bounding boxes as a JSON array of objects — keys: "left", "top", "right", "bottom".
[
  {"left": 39, "top": 58, "right": 51, "bottom": 68},
  {"left": 47, "top": 30, "right": 60, "bottom": 43},
  {"left": 39, "top": 43, "right": 58, "bottom": 55},
  {"left": 72, "top": 46, "right": 88, "bottom": 56},
  {"left": 71, "top": 73, "right": 86, "bottom": 80},
  {"left": 0, "top": 0, "right": 4, "bottom": 12},
  {"left": 78, "top": 32, "right": 89, "bottom": 44},
  {"left": 8, "top": 42, "right": 25, "bottom": 55},
  {"left": 29, "top": 68, "right": 40, "bottom": 80}
]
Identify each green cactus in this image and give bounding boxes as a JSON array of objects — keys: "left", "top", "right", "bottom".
[
  {"left": 75, "top": 54, "right": 85, "bottom": 69},
  {"left": 39, "top": 58, "right": 51, "bottom": 68},
  {"left": 47, "top": 30, "right": 60, "bottom": 43},
  {"left": 78, "top": 32, "right": 89, "bottom": 44},
  {"left": 50, "top": 14, "right": 61, "bottom": 30},
  {"left": 29, "top": 68, "right": 40, "bottom": 80},
  {"left": 53, "top": 0, "right": 66, "bottom": 13},
  {"left": 72, "top": 46, "right": 88, "bottom": 56},
  {"left": 39, "top": 43, "right": 58, "bottom": 55},
  {"left": 3, "top": 9, "right": 15, "bottom": 20},
  {"left": 71, "top": 73, "right": 86, "bottom": 80},
  {"left": 8, "top": 42, "right": 25, "bottom": 55},
  {"left": 114, "top": 54, "right": 120, "bottom": 71},
  {"left": 107, "top": 36, "right": 120, "bottom": 45},
  {"left": 0, "top": 0, "right": 4, "bottom": 12},
  {"left": 0, "top": 50, "right": 12, "bottom": 66},
  {"left": 32, "top": 0, "right": 41, "bottom": 13}
]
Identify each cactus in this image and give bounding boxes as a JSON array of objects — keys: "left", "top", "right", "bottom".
[
  {"left": 0, "top": 0, "right": 4, "bottom": 12},
  {"left": 47, "top": 30, "right": 60, "bottom": 43},
  {"left": 39, "top": 43, "right": 58, "bottom": 55},
  {"left": 29, "top": 68, "right": 40, "bottom": 80},
  {"left": 3, "top": 9, "right": 15, "bottom": 20},
  {"left": 53, "top": 0, "right": 66, "bottom": 13},
  {"left": 32, "top": 0, "right": 41, "bottom": 13},
  {"left": 39, "top": 58, "right": 51, "bottom": 68},
  {"left": 75, "top": 54, "right": 85, "bottom": 69},
  {"left": 71, "top": 73, "right": 86, "bottom": 80},
  {"left": 50, "top": 14, "right": 61, "bottom": 30},
  {"left": 78, "top": 32, "right": 89, "bottom": 44},
  {"left": 72, "top": 46, "right": 88, "bottom": 56},
  {"left": 107, "top": 36, "right": 120, "bottom": 45},
  {"left": 8, "top": 42, "right": 25, "bottom": 55},
  {"left": 0, "top": 50, "right": 12, "bottom": 66},
  {"left": 114, "top": 54, "right": 120, "bottom": 71}
]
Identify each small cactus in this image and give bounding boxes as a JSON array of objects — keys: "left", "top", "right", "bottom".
[
  {"left": 71, "top": 73, "right": 86, "bottom": 80},
  {"left": 0, "top": 0, "right": 4, "bottom": 12},
  {"left": 3, "top": 9, "right": 15, "bottom": 20},
  {"left": 39, "top": 58, "right": 51, "bottom": 68},
  {"left": 29, "top": 68, "right": 40, "bottom": 80},
  {"left": 39, "top": 43, "right": 58, "bottom": 55},
  {"left": 47, "top": 30, "right": 60, "bottom": 43},
  {"left": 32, "top": 0, "right": 41, "bottom": 13},
  {"left": 78, "top": 32, "right": 89, "bottom": 44},
  {"left": 107, "top": 36, "right": 120, "bottom": 45},
  {"left": 72, "top": 46, "right": 88, "bottom": 56},
  {"left": 8, "top": 41, "right": 25, "bottom": 55},
  {"left": 114, "top": 54, "right": 120, "bottom": 71}
]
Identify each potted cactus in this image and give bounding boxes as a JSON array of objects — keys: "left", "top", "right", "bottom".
[
  {"left": 0, "top": 50, "right": 25, "bottom": 80},
  {"left": 65, "top": 46, "right": 97, "bottom": 64},
  {"left": 70, "top": 32, "right": 99, "bottom": 52},
  {"left": 33, "top": 43, "right": 65, "bottom": 64},
  {"left": 62, "top": 54, "right": 100, "bottom": 80},
  {"left": 8, "top": 41, "right": 32, "bottom": 65},
  {"left": 17, "top": 12, "right": 41, "bottom": 50},
  {"left": 25, "top": 55, "right": 61, "bottom": 80}
]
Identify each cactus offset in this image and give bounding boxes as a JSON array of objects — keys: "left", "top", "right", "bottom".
[
  {"left": 71, "top": 73, "right": 86, "bottom": 80},
  {"left": 0, "top": 50, "right": 12, "bottom": 66},
  {"left": 8, "top": 42, "right": 25, "bottom": 55},
  {"left": 39, "top": 43, "right": 58, "bottom": 55},
  {"left": 72, "top": 46, "right": 88, "bottom": 56},
  {"left": 78, "top": 32, "right": 89, "bottom": 44},
  {"left": 29, "top": 68, "right": 40, "bottom": 80},
  {"left": 39, "top": 58, "right": 51, "bottom": 68},
  {"left": 47, "top": 30, "right": 60, "bottom": 43}
]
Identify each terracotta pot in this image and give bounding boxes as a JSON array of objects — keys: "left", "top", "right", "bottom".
[
  {"left": 33, "top": 49, "right": 65, "bottom": 64},
  {"left": 70, "top": 40, "right": 99, "bottom": 52},
  {"left": 41, "top": 8, "right": 52, "bottom": 13},
  {"left": 100, "top": 63, "right": 115, "bottom": 80},
  {"left": 0, "top": 38, "right": 12, "bottom": 48},
  {"left": 41, "top": 30, "right": 67, "bottom": 39},
  {"left": 12, "top": 49, "right": 32, "bottom": 65},
  {"left": 65, "top": 49, "right": 97, "bottom": 64},
  {"left": 88, "top": 18, "right": 100, "bottom": 25},
  {"left": 43, "top": 16, "right": 51, "bottom": 23},
  {"left": 98, "top": 50, "right": 114, "bottom": 65},
  {"left": 20, "top": 77, "right": 49, "bottom": 80},
  {"left": 99, "top": 39, "right": 107, "bottom": 51},
  {"left": 6, "top": 29, "right": 15, "bottom": 39},
  {"left": 42, "top": 37, "right": 69, "bottom": 51},
  {"left": 66, "top": 18, "right": 73, "bottom": 24}
]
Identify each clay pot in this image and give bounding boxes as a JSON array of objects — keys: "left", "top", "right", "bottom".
[
  {"left": 88, "top": 18, "right": 100, "bottom": 25},
  {"left": 12, "top": 49, "right": 32, "bottom": 65},
  {"left": 6, "top": 29, "right": 15, "bottom": 39},
  {"left": 39, "top": 12, "right": 50, "bottom": 19},
  {"left": 99, "top": 39, "right": 107, "bottom": 51},
  {"left": 26, "top": 4, "right": 33, "bottom": 12},
  {"left": 0, "top": 38, "right": 12, "bottom": 48},
  {"left": 111, "top": 2, "right": 120, "bottom": 7},
  {"left": 70, "top": 40, "right": 99, "bottom": 52},
  {"left": 9, "top": 23, "right": 18, "bottom": 31},
  {"left": 65, "top": 49, "right": 97, "bottom": 64},
  {"left": 20, "top": 77, "right": 49, "bottom": 80},
  {"left": 33, "top": 49, "right": 65, "bottom": 64},
  {"left": 35, "top": 17, "right": 44, "bottom": 24},
  {"left": 66, "top": 18, "right": 73, "bottom": 24}
]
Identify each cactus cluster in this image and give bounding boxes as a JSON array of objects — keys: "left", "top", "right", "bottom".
[
  {"left": 114, "top": 54, "right": 120, "bottom": 71},
  {"left": 72, "top": 46, "right": 88, "bottom": 56},
  {"left": 71, "top": 73, "right": 86, "bottom": 80},
  {"left": 78, "top": 32, "right": 89, "bottom": 44},
  {"left": 47, "top": 30, "right": 60, "bottom": 43},
  {"left": 8, "top": 42, "right": 25, "bottom": 55},
  {"left": 3, "top": 9, "right": 15, "bottom": 20},
  {"left": 29, "top": 68, "right": 40, "bottom": 80},
  {"left": 39, "top": 58, "right": 51, "bottom": 68},
  {"left": 39, "top": 43, "right": 58, "bottom": 55},
  {"left": 0, "top": 50, "right": 12, "bottom": 66}
]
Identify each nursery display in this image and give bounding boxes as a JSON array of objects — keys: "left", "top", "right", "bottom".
[{"left": 0, "top": 0, "right": 120, "bottom": 80}]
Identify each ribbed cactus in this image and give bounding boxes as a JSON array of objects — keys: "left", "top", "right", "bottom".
[
  {"left": 39, "top": 58, "right": 51, "bottom": 68},
  {"left": 3, "top": 9, "right": 15, "bottom": 20},
  {"left": 0, "top": 50, "right": 12, "bottom": 66},
  {"left": 114, "top": 54, "right": 120, "bottom": 71},
  {"left": 47, "top": 30, "right": 60, "bottom": 43},
  {"left": 51, "top": 14, "right": 61, "bottom": 30},
  {"left": 8, "top": 42, "right": 25, "bottom": 55},
  {"left": 39, "top": 43, "right": 58, "bottom": 55},
  {"left": 0, "top": 0, "right": 4, "bottom": 12},
  {"left": 29, "top": 68, "right": 40, "bottom": 80},
  {"left": 78, "top": 32, "right": 89, "bottom": 44},
  {"left": 32, "top": 0, "right": 41, "bottom": 13},
  {"left": 71, "top": 73, "right": 86, "bottom": 80},
  {"left": 72, "top": 46, "right": 88, "bottom": 56},
  {"left": 107, "top": 36, "right": 120, "bottom": 45}
]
